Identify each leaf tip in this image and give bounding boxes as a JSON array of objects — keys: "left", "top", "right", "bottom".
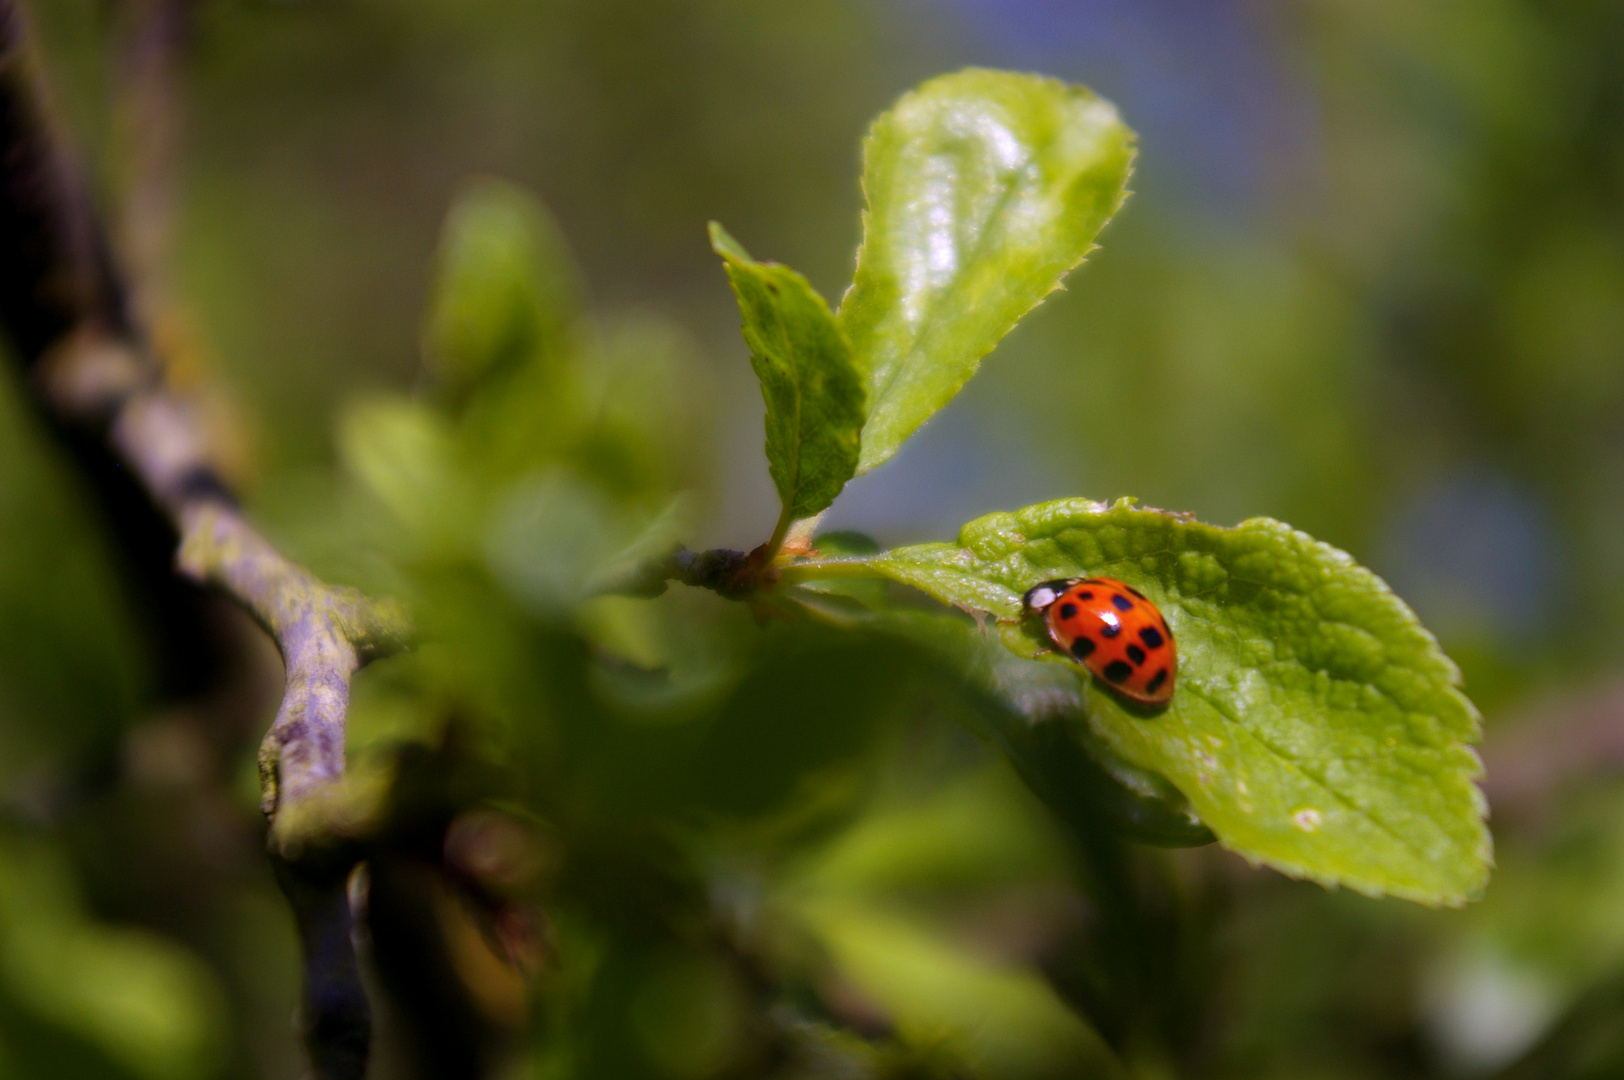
[{"left": 708, "top": 220, "right": 753, "bottom": 264}]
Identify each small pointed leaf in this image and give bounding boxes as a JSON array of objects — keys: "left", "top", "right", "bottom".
[
  {"left": 840, "top": 69, "right": 1135, "bottom": 473},
  {"left": 710, "top": 222, "right": 866, "bottom": 522},
  {"left": 804, "top": 498, "right": 1491, "bottom": 905}
]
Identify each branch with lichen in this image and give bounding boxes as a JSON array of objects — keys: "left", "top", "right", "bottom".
[
  {"left": 0, "top": 2, "right": 403, "bottom": 1076},
  {"left": 177, "top": 502, "right": 408, "bottom": 826},
  {"left": 0, "top": 0, "right": 407, "bottom": 840}
]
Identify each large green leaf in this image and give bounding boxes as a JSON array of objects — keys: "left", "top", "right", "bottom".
[
  {"left": 710, "top": 222, "right": 865, "bottom": 523},
  {"left": 788, "top": 498, "right": 1491, "bottom": 905},
  {"left": 838, "top": 69, "right": 1135, "bottom": 473}
]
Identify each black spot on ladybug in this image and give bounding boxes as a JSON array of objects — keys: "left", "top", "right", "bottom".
[
  {"left": 1125, "top": 585, "right": 1146, "bottom": 599},
  {"left": 1070, "top": 638, "right": 1095, "bottom": 660},
  {"left": 1139, "top": 626, "right": 1164, "bottom": 649},
  {"left": 1146, "top": 668, "right": 1168, "bottom": 694},
  {"left": 1059, "top": 603, "right": 1078, "bottom": 620},
  {"left": 1078, "top": 591, "right": 1094, "bottom": 600},
  {"left": 1100, "top": 621, "right": 1122, "bottom": 638},
  {"left": 1127, "top": 644, "right": 1146, "bottom": 665},
  {"left": 1111, "top": 593, "right": 1133, "bottom": 612},
  {"left": 1103, "top": 660, "right": 1133, "bottom": 683}
]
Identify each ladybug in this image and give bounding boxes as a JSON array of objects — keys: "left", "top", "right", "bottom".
[{"left": 1022, "top": 577, "right": 1176, "bottom": 705}]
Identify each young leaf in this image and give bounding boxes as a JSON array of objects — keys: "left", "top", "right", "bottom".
[
  {"left": 793, "top": 498, "right": 1491, "bottom": 905},
  {"left": 710, "top": 222, "right": 865, "bottom": 524},
  {"left": 425, "top": 178, "right": 583, "bottom": 398},
  {"left": 839, "top": 69, "right": 1135, "bottom": 473}
]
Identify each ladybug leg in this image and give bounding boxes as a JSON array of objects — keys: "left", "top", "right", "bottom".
[{"left": 997, "top": 615, "right": 1057, "bottom": 658}]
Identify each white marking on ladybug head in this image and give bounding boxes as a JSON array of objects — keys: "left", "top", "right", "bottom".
[{"left": 1024, "top": 585, "right": 1060, "bottom": 612}]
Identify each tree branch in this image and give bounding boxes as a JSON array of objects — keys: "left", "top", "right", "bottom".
[
  {"left": 0, "top": 0, "right": 408, "bottom": 834},
  {"left": 177, "top": 501, "right": 407, "bottom": 821},
  {"left": 0, "top": 2, "right": 406, "bottom": 1075}
]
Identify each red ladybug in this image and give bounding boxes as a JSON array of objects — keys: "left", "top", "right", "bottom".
[{"left": 1022, "top": 577, "right": 1177, "bottom": 705}]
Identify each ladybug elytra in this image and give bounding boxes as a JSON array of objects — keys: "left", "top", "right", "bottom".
[{"left": 1022, "top": 577, "right": 1177, "bottom": 705}]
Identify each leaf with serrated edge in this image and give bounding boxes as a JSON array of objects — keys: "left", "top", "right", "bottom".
[
  {"left": 804, "top": 498, "right": 1490, "bottom": 905},
  {"left": 711, "top": 223, "right": 866, "bottom": 523},
  {"left": 839, "top": 69, "right": 1134, "bottom": 474}
]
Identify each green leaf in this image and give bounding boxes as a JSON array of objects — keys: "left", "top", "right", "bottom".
[
  {"left": 795, "top": 498, "right": 1491, "bottom": 905},
  {"left": 709, "top": 222, "right": 865, "bottom": 523},
  {"left": 839, "top": 69, "right": 1135, "bottom": 473},
  {"left": 794, "top": 767, "right": 1075, "bottom": 897},
  {"left": 339, "top": 396, "right": 477, "bottom": 560},
  {"left": 781, "top": 771, "right": 1123, "bottom": 1075},
  {"left": 484, "top": 468, "right": 687, "bottom": 613},
  {"left": 788, "top": 898, "right": 1124, "bottom": 1078},
  {"left": 425, "top": 177, "right": 583, "bottom": 397}
]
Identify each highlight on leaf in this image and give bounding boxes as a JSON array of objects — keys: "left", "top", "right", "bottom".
[{"left": 839, "top": 68, "right": 1136, "bottom": 474}]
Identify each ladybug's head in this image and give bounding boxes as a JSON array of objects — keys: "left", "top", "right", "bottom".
[{"left": 1022, "top": 578, "right": 1084, "bottom": 615}]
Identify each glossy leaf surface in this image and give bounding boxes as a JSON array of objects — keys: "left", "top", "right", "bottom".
[{"left": 839, "top": 69, "right": 1134, "bottom": 472}]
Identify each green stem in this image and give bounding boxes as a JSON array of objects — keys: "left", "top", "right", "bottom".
[
  {"left": 775, "top": 556, "right": 887, "bottom": 585},
  {"left": 762, "top": 503, "right": 796, "bottom": 562}
]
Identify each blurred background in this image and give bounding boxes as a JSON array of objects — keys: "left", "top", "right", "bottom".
[{"left": 2, "top": 0, "right": 1624, "bottom": 1077}]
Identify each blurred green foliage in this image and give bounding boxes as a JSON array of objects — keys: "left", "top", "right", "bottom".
[{"left": 0, "top": 1, "right": 1622, "bottom": 1078}]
